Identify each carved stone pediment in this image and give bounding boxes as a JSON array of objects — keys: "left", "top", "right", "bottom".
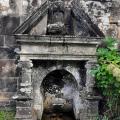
[{"left": 13, "top": 0, "right": 104, "bottom": 37}]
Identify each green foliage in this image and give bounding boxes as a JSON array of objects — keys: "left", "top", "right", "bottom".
[
  {"left": 95, "top": 116, "right": 109, "bottom": 120},
  {"left": 0, "top": 111, "right": 15, "bottom": 120},
  {"left": 92, "top": 37, "right": 120, "bottom": 119}
]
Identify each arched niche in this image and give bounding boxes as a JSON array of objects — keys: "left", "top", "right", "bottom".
[
  {"left": 32, "top": 61, "right": 82, "bottom": 120},
  {"left": 41, "top": 69, "right": 78, "bottom": 98},
  {"left": 41, "top": 69, "right": 77, "bottom": 120}
]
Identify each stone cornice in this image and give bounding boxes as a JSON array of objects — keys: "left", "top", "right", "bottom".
[
  {"left": 16, "top": 35, "right": 103, "bottom": 61},
  {"left": 15, "top": 35, "right": 103, "bottom": 45},
  {"left": 20, "top": 54, "right": 97, "bottom": 61}
]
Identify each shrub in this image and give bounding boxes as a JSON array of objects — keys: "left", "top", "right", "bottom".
[
  {"left": 92, "top": 37, "right": 120, "bottom": 119},
  {"left": 0, "top": 110, "right": 15, "bottom": 120}
]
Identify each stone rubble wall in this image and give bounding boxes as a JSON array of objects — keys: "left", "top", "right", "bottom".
[
  {"left": 0, "top": 35, "right": 18, "bottom": 108},
  {"left": 80, "top": 0, "right": 120, "bottom": 38}
]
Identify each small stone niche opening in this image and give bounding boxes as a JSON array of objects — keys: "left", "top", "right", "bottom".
[{"left": 41, "top": 69, "right": 77, "bottom": 120}]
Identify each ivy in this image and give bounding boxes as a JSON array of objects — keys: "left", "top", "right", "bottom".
[{"left": 92, "top": 37, "right": 120, "bottom": 119}]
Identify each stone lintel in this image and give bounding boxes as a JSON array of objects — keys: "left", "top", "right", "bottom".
[{"left": 20, "top": 54, "right": 97, "bottom": 61}]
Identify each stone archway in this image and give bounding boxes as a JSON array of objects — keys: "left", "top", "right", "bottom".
[
  {"left": 41, "top": 69, "right": 78, "bottom": 120},
  {"left": 31, "top": 61, "right": 83, "bottom": 120},
  {"left": 16, "top": 60, "right": 99, "bottom": 120}
]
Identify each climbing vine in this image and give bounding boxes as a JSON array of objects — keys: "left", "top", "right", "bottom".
[{"left": 92, "top": 37, "right": 120, "bottom": 119}]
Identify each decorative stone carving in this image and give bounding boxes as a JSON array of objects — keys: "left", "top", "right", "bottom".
[{"left": 47, "top": 0, "right": 65, "bottom": 34}]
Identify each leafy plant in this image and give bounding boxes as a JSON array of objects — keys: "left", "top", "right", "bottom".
[
  {"left": 0, "top": 110, "right": 15, "bottom": 120},
  {"left": 95, "top": 115, "right": 109, "bottom": 120},
  {"left": 92, "top": 37, "right": 120, "bottom": 119}
]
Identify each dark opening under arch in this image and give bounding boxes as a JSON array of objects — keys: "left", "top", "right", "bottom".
[{"left": 41, "top": 69, "right": 77, "bottom": 120}]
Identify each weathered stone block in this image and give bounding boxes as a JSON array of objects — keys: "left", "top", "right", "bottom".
[
  {"left": 0, "top": 47, "right": 16, "bottom": 59},
  {"left": 16, "top": 101, "right": 31, "bottom": 107},
  {"left": 0, "top": 77, "right": 17, "bottom": 92},
  {"left": 4, "top": 35, "right": 16, "bottom": 47},
  {"left": 0, "top": 59, "right": 16, "bottom": 77},
  {"left": 0, "top": 16, "right": 19, "bottom": 34}
]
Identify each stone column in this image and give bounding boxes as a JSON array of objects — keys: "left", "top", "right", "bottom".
[
  {"left": 15, "top": 60, "right": 35, "bottom": 120},
  {"left": 85, "top": 60, "right": 97, "bottom": 95},
  {"left": 83, "top": 60, "right": 101, "bottom": 120},
  {"left": 32, "top": 67, "right": 45, "bottom": 120},
  {"left": 19, "top": 60, "right": 33, "bottom": 97}
]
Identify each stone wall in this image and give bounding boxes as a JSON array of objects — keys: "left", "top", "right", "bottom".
[
  {"left": 0, "top": 0, "right": 20, "bottom": 105},
  {"left": 0, "top": 0, "right": 19, "bottom": 107},
  {"left": 80, "top": 0, "right": 120, "bottom": 38},
  {"left": 0, "top": 35, "right": 17, "bottom": 107}
]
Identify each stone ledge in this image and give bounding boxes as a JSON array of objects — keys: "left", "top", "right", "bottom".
[
  {"left": 20, "top": 54, "right": 97, "bottom": 61},
  {"left": 15, "top": 35, "right": 103, "bottom": 44}
]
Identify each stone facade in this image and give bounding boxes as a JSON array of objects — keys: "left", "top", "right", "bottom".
[
  {"left": 15, "top": 35, "right": 101, "bottom": 120},
  {"left": 0, "top": 0, "right": 119, "bottom": 120}
]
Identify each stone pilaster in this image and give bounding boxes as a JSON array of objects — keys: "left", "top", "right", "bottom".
[
  {"left": 83, "top": 60, "right": 101, "bottom": 120},
  {"left": 19, "top": 60, "right": 33, "bottom": 97},
  {"left": 85, "top": 60, "right": 97, "bottom": 95},
  {"left": 15, "top": 60, "right": 35, "bottom": 120}
]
